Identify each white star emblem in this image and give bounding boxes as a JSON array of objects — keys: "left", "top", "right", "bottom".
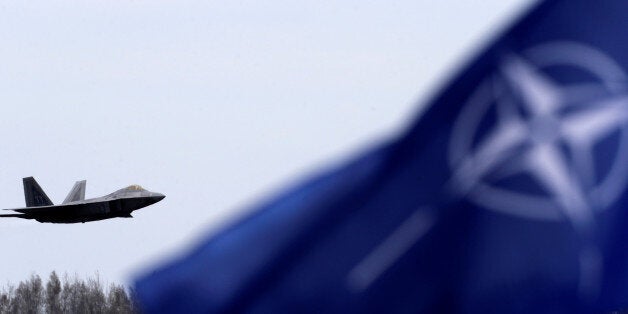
[{"left": 449, "top": 42, "right": 628, "bottom": 227}]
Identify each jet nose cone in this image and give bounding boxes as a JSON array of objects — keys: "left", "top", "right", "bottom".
[{"left": 152, "top": 193, "right": 166, "bottom": 202}]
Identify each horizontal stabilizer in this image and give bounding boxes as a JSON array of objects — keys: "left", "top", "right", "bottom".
[
  {"left": 3, "top": 202, "right": 82, "bottom": 214},
  {"left": 0, "top": 213, "right": 32, "bottom": 219},
  {"left": 4, "top": 202, "right": 81, "bottom": 214},
  {"left": 23, "top": 177, "right": 53, "bottom": 207},
  {"left": 63, "top": 180, "right": 86, "bottom": 204}
]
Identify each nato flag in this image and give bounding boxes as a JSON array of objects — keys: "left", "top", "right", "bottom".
[{"left": 135, "top": 0, "right": 628, "bottom": 312}]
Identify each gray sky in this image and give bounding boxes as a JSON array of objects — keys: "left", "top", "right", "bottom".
[{"left": 0, "top": 0, "right": 531, "bottom": 286}]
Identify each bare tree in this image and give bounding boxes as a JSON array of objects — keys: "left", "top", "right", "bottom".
[
  {"left": 86, "top": 275, "right": 106, "bottom": 314},
  {"left": 106, "top": 284, "right": 132, "bottom": 314},
  {"left": 45, "top": 271, "right": 62, "bottom": 314},
  {"left": 0, "top": 272, "right": 138, "bottom": 314},
  {"left": 12, "top": 274, "right": 43, "bottom": 314},
  {"left": 0, "top": 285, "right": 11, "bottom": 314}
]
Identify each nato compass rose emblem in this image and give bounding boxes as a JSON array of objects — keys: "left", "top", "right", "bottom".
[
  {"left": 448, "top": 42, "right": 628, "bottom": 296},
  {"left": 347, "top": 42, "right": 628, "bottom": 296}
]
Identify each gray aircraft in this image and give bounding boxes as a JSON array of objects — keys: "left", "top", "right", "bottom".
[{"left": 0, "top": 177, "right": 165, "bottom": 223}]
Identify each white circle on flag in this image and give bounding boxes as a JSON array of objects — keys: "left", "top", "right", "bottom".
[{"left": 448, "top": 42, "right": 628, "bottom": 221}]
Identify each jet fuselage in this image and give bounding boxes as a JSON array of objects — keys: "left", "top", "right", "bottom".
[{"left": 1, "top": 178, "right": 165, "bottom": 224}]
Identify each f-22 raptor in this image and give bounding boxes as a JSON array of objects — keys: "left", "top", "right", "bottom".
[{"left": 0, "top": 177, "right": 165, "bottom": 223}]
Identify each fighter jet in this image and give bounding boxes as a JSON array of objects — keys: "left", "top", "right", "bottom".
[{"left": 0, "top": 177, "right": 165, "bottom": 223}]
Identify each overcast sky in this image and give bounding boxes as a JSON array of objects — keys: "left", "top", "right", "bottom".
[{"left": 0, "top": 0, "right": 532, "bottom": 286}]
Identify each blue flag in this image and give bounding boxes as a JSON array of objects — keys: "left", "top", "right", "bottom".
[{"left": 135, "top": 0, "right": 628, "bottom": 312}]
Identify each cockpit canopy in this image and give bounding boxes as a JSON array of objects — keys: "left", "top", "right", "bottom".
[
  {"left": 105, "top": 184, "right": 156, "bottom": 200},
  {"left": 125, "top": 185, "right": 145, "bottom": 191}
]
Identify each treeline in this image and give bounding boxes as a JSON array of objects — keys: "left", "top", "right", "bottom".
[{"left": 0, "top": 271, "right": 139, "bottom": 314}]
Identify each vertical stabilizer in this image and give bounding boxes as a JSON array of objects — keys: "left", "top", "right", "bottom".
[
  {"left": 63, "top": 180, "right": 86, "bottom": 204},
  {"left": 23, "top": 177, "right": 53, "bottom": 207}
]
